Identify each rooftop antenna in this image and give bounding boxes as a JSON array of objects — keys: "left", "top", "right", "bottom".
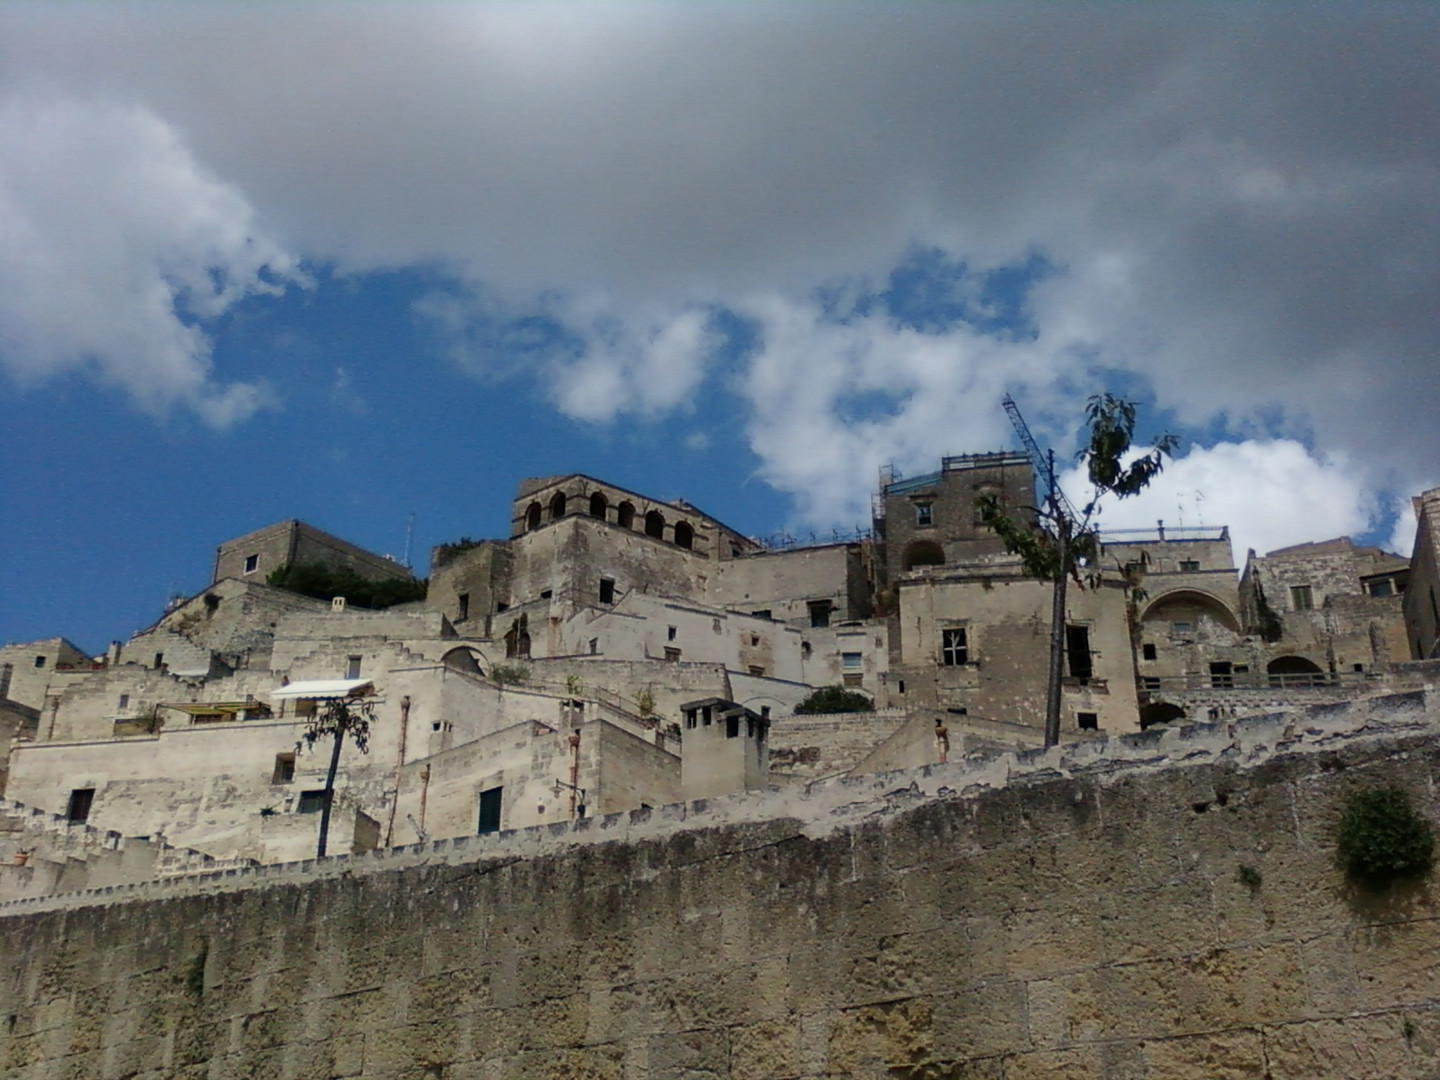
[{"left": 402, "top": 511, "right": 415, "bottom": 569}]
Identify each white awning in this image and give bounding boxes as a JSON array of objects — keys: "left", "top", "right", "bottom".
[{"left": 270, "top": 678, "right": 374, "bottom": 700}]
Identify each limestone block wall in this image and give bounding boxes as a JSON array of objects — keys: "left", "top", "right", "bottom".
[{"left": 3, "top": 695, "right": 1440, "bottom": 1078}]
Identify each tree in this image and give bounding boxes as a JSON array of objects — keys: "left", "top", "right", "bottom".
[
  {"left": 794, "top": 686, "right": 875, "bottom": 715},
  {"left": 979, "top": 394, "right": 1177, "bottom": 749},
  {"left": 298, "top": 695, "right": 374, "bottom": 858}
]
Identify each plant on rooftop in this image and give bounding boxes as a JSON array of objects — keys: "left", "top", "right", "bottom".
[
  {"left": 794, "top": 686, "right": 874, "bottom": 715},
  {"left": 1335, "top": 786, "right": 1434, "bottom": 888},
  {"left": 267, "top": 560, "right": 427, "bottom": 610}
]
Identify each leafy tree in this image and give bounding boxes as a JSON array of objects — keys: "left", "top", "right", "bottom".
[
  {"left": 267, "top": 560, "right": 427, "bottom": 610},
  {"left": 298, "top": 695, "right": 374, "bottom": 858},
  {"left": 1336, "top": 787, "right": 1435, "bottom": 887},
  {"left": 794, "top": 686, "right": 875, "bottom": 715},
  {"left": 979, "top": 394, "right": 1177, "bottom": 748}
]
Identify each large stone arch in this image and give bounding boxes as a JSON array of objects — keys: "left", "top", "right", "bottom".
[
  {"left": 1267, "top": 655, "right": 1326, "bottom": 687},
  {"left": 441, "top": 646, "right": 487, "bottom": 677},
  {"left": 902, "top": 540, "right": 946, "bottom": 571},
  {"left": 1139, "top": 701, "right": 1186, "bottom": 729},
  {"left": 1139, "top": 589, "right": 1242, "bottom": 635}
]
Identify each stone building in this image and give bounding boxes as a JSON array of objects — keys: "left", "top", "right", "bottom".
[
  {"left": 1404, "top": 487, "right": 1440, "bottom": 660},
  {"left": 0, "top": 637, "right": 91, "bottom": 711},
  {"left": 212, "top": 518, "right": 413, "bottom": 585}
]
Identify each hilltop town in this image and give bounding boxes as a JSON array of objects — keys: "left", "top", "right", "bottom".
[{"left": 4, "top": 456, "right": 1440, "bottom": 895}]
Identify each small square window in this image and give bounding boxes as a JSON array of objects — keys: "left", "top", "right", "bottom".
[
  {"left": 726, "top": 716, "right": 741, "bottom": 738},
  {"left": 1142, "top": 676, "right": 1161, "bottom": 690},
  {"left": 539, "top": 589, "right": 553, "bottom": 600},
  {"left": 808, "top": 600, "right": 832, "bottom": 628},
  {"left": 34, "top": 655, "right": 46, "bottom": 668},
  {"left": 296, "top": 790, "right": 327, "bottom": 814},
  {"left": 941, "top": 627, "right": 968, "bottom": 666},
  {"left": 1170, "top": 622, "right": 1192, "bottom": 635},
  {"left": 1142, "top": 643, "right": 1157, "bottom": 661},
  {"left": 1077, "top": 712, "right": 1099, "bottom": 731},
  {"left": 1178, "top": 560, "right": 1200, "bottom": 572},
  {"left": 117, "top": 693, "right": 129, "bottom": 711},
  {"left": 842, "top": 652, "right": 862, "bottom": 669},
  {"left": 748, "top": 665, "right": 764, "bottom": 676},
  {"left": 272, "top": 753, "right": 296, "bottom": 784},
  {"left": 667, "top": 626, "right": 678, "bottom": 641},
  {"left": 664, "top": 647, "right": 681, "bottom": 662},
  {"left": 1368, "top": 579, "right": 1393, "bottom": 598},
  {"left": 1290, "top": 585, "right": 1314, "bottom": 611},
  {"left": 67, "top": 788, "right": 95, "bottom": 823},
  {"left": 915, "top": 503, "right": 933, "bottom": 526},
  {"left": 589, "top": 638, "right": 598, "bottom": 655},
  {"left": 346, "top": 655, "right": 362, "bottom": 680},
  {"left": 243, "top": 554, "right": 259, "bottom": 574},
  {"left": 599, "top": 578, "right": 616, "bottom": 604},
  {"left": 842, "top": 672, "right": 864, "bottom": 687}
]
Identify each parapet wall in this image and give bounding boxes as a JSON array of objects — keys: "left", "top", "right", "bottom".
[{"left": 3, "top": 691, "right": 1440, "bottom": 1078}]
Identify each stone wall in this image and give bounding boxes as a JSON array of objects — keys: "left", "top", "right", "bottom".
[{"left": 3, "top": 693, "right": 1440, "bottom": 1078}]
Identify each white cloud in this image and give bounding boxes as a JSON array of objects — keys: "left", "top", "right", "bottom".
[
  {"left": 0, "top": 95, "right": 300, "bottom": 423},
  {"left": 1059, "top": 440, "right": 1379, "bottom": 565}
]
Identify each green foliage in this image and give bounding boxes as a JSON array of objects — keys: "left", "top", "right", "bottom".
[
  {"left": 1335, "top": 787, "right": 1435, "bottom": 887},
  {"left": 794, "top": 686, "right": 875, "bottom": 715},
  {"left": 267, "top": 560, "right": 427, "bottom": 610},
  {"left": 1081, "top": 394, "right": 1179, "bottom": 499},
  {"left": 298, "top": 697, "right": 374, "bottom": 757},
  {"left": 432, "top": 537, "right": 485, "bottom": 569},
  {"left": 183, "top": 940, "right": 208, "bottom": 998},
  {"left": 1252, "top": 580, "right": 1285, "bottom": 643},
  {"left": 1237, "top": 864, "right": 1263, "bottom": 890},
  {"left": 489, "top": 664, "right": 530, "bottom": 686},
  {"left": 635, "top": 686, "right": 656, "bottom": 717}
]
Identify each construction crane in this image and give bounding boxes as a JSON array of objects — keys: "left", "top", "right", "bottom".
[{"left": 1001, "top": 393, "right": 1081, "bottom": 528}]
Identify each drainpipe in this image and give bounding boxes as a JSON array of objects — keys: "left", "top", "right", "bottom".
[
  {"left": 568, "top": 731, "right": 581, "bottom": 818},
  {"left": 382, "top": 695, "right": 411, "bottom": 847},
  {"left": 418, "top": 764, "right": 431, "bottom": 838}
]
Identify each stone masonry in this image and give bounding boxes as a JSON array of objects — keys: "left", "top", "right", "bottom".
[{"left": 2, "top": 691, "right": 1440, "bottom": 1078}]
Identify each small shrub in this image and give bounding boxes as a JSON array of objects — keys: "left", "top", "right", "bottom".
[
  {"left": 794, "top": 686, "right": 874, "bottom": 715},
  {"left": 489, "top": 664, "right": 530, "bottom": 686},
  {"left": 1237, "top": 864, "right": 1262, "bottom": 890},
  {"left": 1335, "top": 787, "right": 1435, "bottom": 887}
]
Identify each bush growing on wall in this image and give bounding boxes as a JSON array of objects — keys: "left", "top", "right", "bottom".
[
  {"left": 1335, "top": 786, "right": 1435, "bottom": 886},
  {"left": 267, "top": 561, "right": 427, "bottom": 610},
  {"left": 794, "top": 686, "right": 874, "bottom": 715}
]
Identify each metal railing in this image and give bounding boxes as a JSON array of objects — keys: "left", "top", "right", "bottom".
[{"left": 1138, "top": 669, "right": 1376, "bottom": 694}]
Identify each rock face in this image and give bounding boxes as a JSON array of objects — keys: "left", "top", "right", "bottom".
[{"left": 2, "top": 698, "right": 1440, "bottom": 1078}]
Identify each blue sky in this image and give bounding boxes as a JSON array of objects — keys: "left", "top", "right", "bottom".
[{"left": 2, "top": 4, "right": 1438, "bottom": 654}]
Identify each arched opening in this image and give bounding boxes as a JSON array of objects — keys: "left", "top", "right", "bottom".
[
  {"left": 441, "top": 647, "right": 484, "bottom": 677},
  {"left": 1139, "top": 701, "right": 1186, "bottom": 729},
  {"left": 1267, "top": 655, "right": 1325, "bottom": 687},
  {"left": 1139, "top": 590, "right": 1242, "bottom": 635},
  {"left": 549, "top": 491, "right": 567, "bottom": 521},
  {"left": 673, "top": 520, "right": 694, "bottom": 550},
  {"left": 617, "top": 501, "right": 636, "bottom": 530},
  {"left": 645, "top": 510, "right": 665, "bottom": 539},
  {"left": 525, "top": 502, "right": 542, "bottom": 532},
  {"left": 589, "top": 491, "right": 608, "bottom": 519},
  {"left": 902, "top": 540, "right": 946, "bottom": 571}
]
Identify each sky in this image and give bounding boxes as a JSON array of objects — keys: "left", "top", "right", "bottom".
[{"left": 2, "top": 3, "right": 1438, "bottom": 655}]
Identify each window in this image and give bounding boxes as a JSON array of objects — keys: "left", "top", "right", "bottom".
[
  {"left": 272, "top": 753, "right": 296, "bottom": 784},
  {"left": 117, "top": 693, "right": 130, "bottom": 711},
  {"left": 539, "top": 589, "right": 552, "bottom": 600},
  {"left": 667, "top": 626, "right": 677, "bottom": 641},
  {"left": 67, "top": 788, "right": 95, "bottom": 823},
  {"left": 1290, "top": 585, "right": 1314, "bottom": 611},
  {"left": 1077, "top": 712, "right": 1099, "bottom": 731},
  {"left": 297, "top": 790, "right": 327, "bottom": 814},
  {"left": 750, "top": 635, "right": 759, "bottom": 647},
  {"left": 726, "top": 716, "right": 740, "bottom": 738},
  {"left": 617, "top": 501, "right": 636, "bottom": 530},
  {"left": 589, "top": 491, "right": 608, "bottom": 519},
  {"left": 664, "top": 647, "right": 681, "bottom": 662},
  {"left": 599, "top": 578, "right": 615, "bottom": 604},
  {"left": 1171, "top": 621, "right": 1192, "bottom": 635},
  {"left": 842, "top": 652, "right": 862, "bottom": 669},
  {"left": 457, "top": 593, "right": 470, "bottom": 621},
  {"left": 478, "top": 787, "right": 503, "bottom": 834},
  {"left": 915, "top": 503, "right": 933, "bottom": 527},
  {"left": 1209, "top": 661, "right": 1233, "bottom": 689},
  {"left": 1142, "top": 676, "right": 1161, "bottom": 691},
  {"left": 674, "top": 521, "right": 694, "bottom": 550},
  {"left": 941, "top": 627, "right": 968, "bottom": 666},
  {"left": 244, "top": 553, "right": 259, "bottom": 574},
  {"left": 1368, "top": 579, "right": 1394, "bottom": 598},
  {"left": 808, "top": 600, "right": 833, "bottom": 628},
  {"left": 1142, "top": 643, "right": 1157, "bottom": 661},
  {"left": 748, "top": 665, "right": 765, "bottom": 677},
  {"left": 525, "top": 502, "right": 543, "bottom": 531},
  {"left": 1065, "top": 625, "right": 1093, "bottom": 682},
  {"left": 843, "top": 673, "right": 864, "bottom": 687},
  {"left": 549, "top": 491, "right": 567, "bottom": 520},
  {"left": 589, "top": 638, "right": 598, "bottom": 655},
  {"left": 34, "top": 655, "right": 46, "bottom": 668},
  {"left": 153, "top": 652, "right": 165, "bottom": 669},
  {"left": 1178, "top": 560, "right": 1200, "bottom": 572},
  {"left": 645, "top": 510, "right": 665, "bottom": 539},
  {"left": 751, "top": 609, "right": 771, "bottom": 620},
  {"left": 346, "top": 655, "right": 362, "bottom": 680},
  {"left": 897, "top": 679, "right": 905, "bottom": 695}
]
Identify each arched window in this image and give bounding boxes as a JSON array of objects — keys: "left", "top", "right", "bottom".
[
  {"left": 525, "top": 502, "right": 542, "bottom": 532},
  {"left": 901, "top": 540, "right": 946, "bottom": 570},
  {"left": 1267, "top": 655, "right": 1325, "bottom": 688},
  {"left": 1139, "top": 701, "right": 1186, "bottom": 729},
  {"left": 617, "top": 501, "right": 636, "bottom": 529},
  {"left": 589, "top": 491, "right": 608, "bottom": 519},
  {"left": 673, "top": 520, "right": 694, "bottom": 550},
  {"left": 549, "top": 491, "right": 567, "bottom": 521},
  {"left": 645, "top": 510, "right": 665, "bottom": 539}
]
